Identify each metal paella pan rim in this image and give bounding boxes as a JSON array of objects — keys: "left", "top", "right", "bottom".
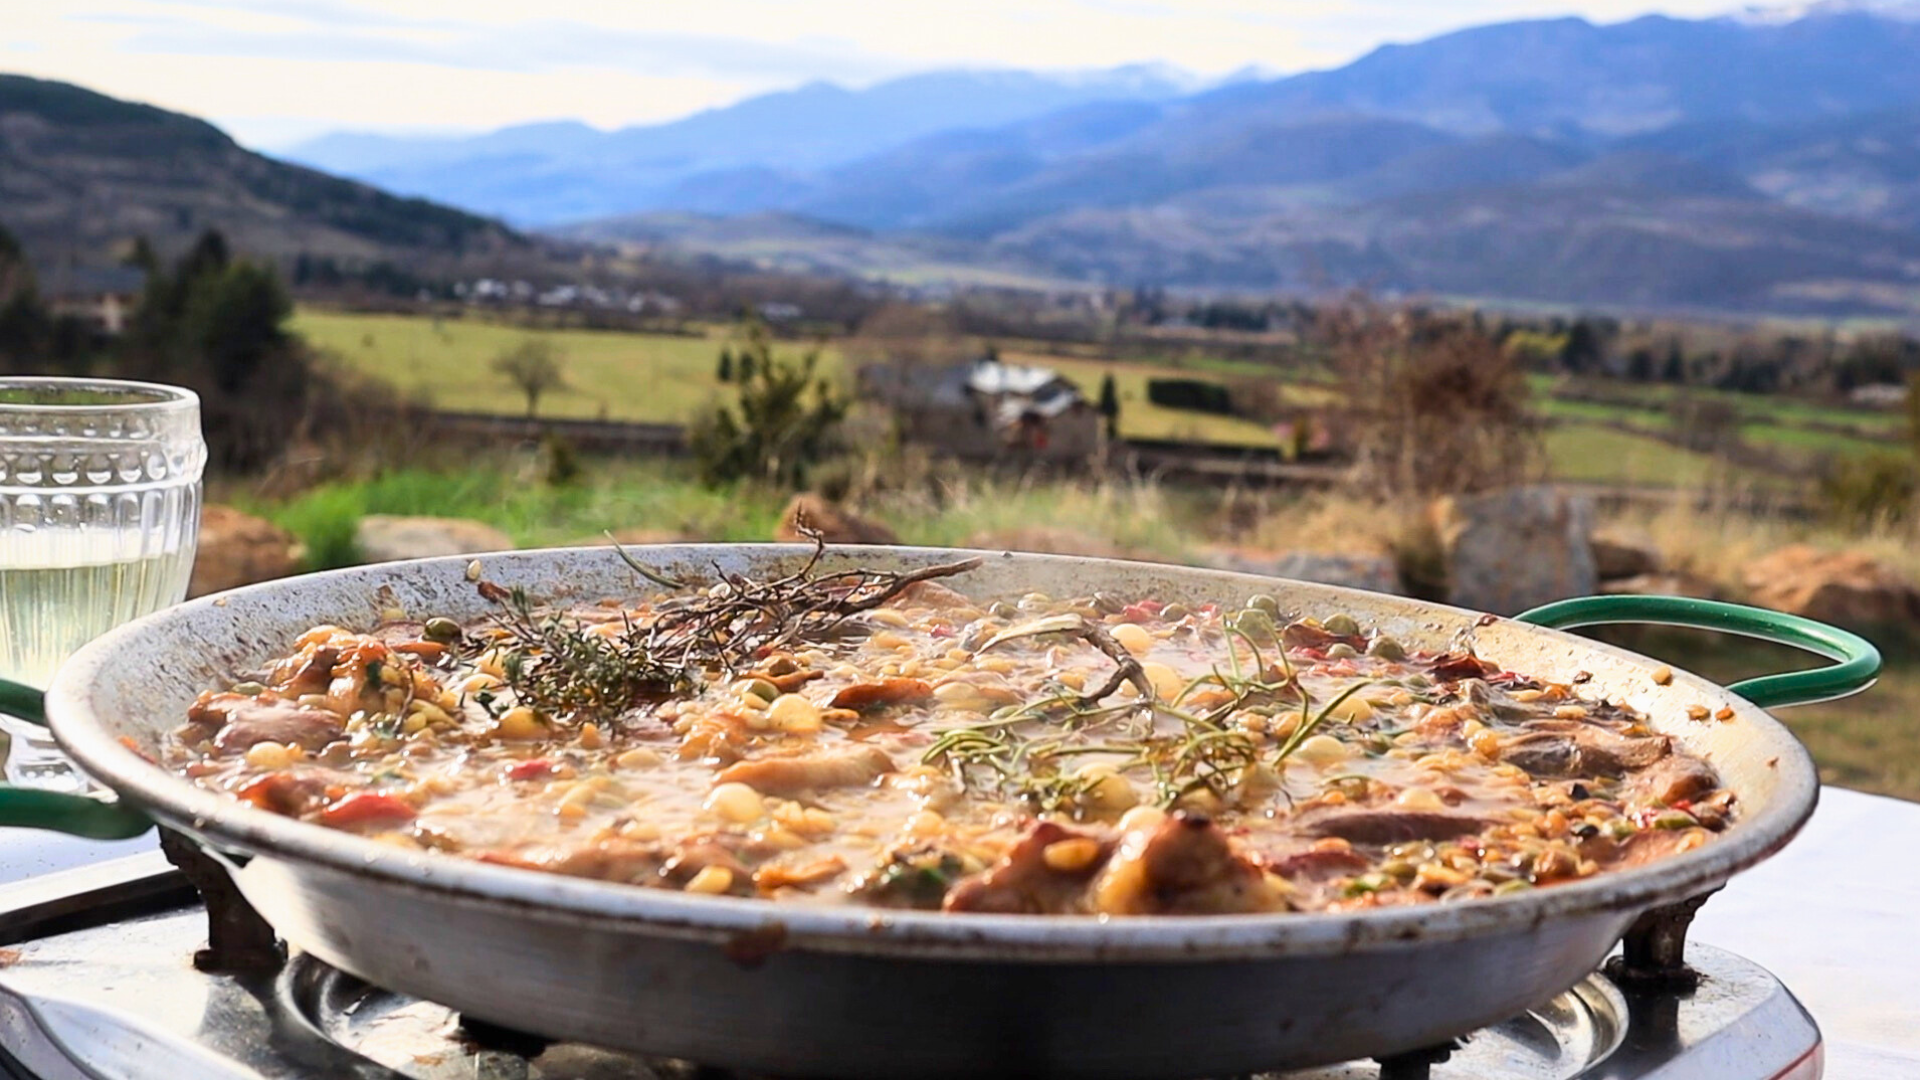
[{"left": 42, "top": 544, "right": 1823, "bottom": 963}]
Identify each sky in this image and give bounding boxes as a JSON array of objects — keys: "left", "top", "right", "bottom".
[{"left": 4, "top": 0, "right": 1768, "bottom": 149}]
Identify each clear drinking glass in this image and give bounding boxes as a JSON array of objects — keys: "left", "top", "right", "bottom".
[{"left": 0, "top": 378, "right": 205, "bottom": 786}]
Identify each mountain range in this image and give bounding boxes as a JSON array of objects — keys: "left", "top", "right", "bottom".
[{"left": 282, "top": 3, "right": 1920, "bottom": 315}]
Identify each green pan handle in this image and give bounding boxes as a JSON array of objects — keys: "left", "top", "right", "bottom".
[
  {"left": 0, "top": 676, "right": 154, "bottom": 840},
  {"left": 1515, "top": 595, "right": 1881, "bottom": 709}
]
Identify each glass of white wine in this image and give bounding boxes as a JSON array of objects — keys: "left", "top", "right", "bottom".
[{"left": 0, "top": 377, "right": 205, "bottom": 789}]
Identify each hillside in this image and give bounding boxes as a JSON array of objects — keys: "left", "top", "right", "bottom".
[{"left": 0, "top": 74, "right": 524, "bottom": 271}]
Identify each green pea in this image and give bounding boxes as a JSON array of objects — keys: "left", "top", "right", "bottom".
[
  {"left": 230, "top": 681, "right": 267, "bottom": 696},
  {"left": 1092, "top": 592, "right": 1126, "bottom": 614},
  {"left": 1246, "top": 594, "right": 1281, "bottom": 617},
  {"left": 424, "top": 617, "right": 463, "bottom": 642},
  {"left": 989, "top": 600, "right": 1020, "bottom": 620},
  {"left": 1228, "top": 608, "right": 1277, "bottom": 641},
  {"left": 1323, "top": 613, "right": 1360, "bottom": 637},
  {"left": 1379, "top": 859, "right": 1417, "bottom": 883},
  {"left": 1367, "top": 636, "right": 1407, "bottom": 661},
  {"left": 739, "top": 678, "right": 780, "bottom": 704},
  {"left": 1326, "top": 643, "right": 1359, "bottom": 659},
  {"left": 1160, "top": 603, "right": 1191, "bottom": 621}
]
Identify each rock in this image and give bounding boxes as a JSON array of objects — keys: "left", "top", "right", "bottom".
[
  {"left": 1201, "top": 547, "right": 1403, "bottom": 595},
  {"left": 1590, "top": 527, "right": 1664, "bottom": 580},
  {"left": 966, "top": 527, "right": 1129, "bottom": 559},
  {"left": 774, "top": 494, "right": 899, "bottom": 546},
  {"left": 1431, "top": 486, "right": 1596, "bottom": 615},
  {"left": 188, "top": 506, "right": 303, "bottom": 598},
  {"left": 356, "top": 515, "right": 515, "bottom": 564},
  {"left": 1742, "top": 545, "right": 1920, "bottom": 627},
  {"left": 1599, "top": 571, "right": 1726, "bottom": 601}
]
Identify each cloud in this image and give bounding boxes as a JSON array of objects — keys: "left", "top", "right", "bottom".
[{"left": 105, "top": 8, "right": 905, "bottom": 83}]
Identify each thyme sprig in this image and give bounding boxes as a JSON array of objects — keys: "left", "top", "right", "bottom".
[
  {"left": 923, "top": 615, "right": 1383, "bottom": 814},
  {"left": 473, "top": 535, "right": 981, "bottom": 721}
]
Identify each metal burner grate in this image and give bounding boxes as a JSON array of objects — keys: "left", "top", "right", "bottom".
[
  {"left": 0, "top": 854, "right": 1823, "bottom": 1080},
  {"left": 289, "top": 958, "right": 1627, "bottom": 1080}
]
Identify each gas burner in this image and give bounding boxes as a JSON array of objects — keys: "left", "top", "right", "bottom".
[{"left": 0, "top": 854, "right": 1822, "bottom": 1080}]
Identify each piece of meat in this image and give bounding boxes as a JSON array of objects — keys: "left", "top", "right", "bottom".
[
  {"left": 1627, "top": 755, "right": 1720, "bottom": 807},
  {"left": 199, "top": 695, "right": 344, "bottom": 754},
  {"left": 234, "top": 769, "right": 335, "bottom": 816},
  {"left": 264, "top": 645, "right": 341, "bottom": 695},
  {"left": 715, "top": 745, "right": 895, "bottom": 796},
  {"left": 661, "top": 837, "right": 751, "bottom": 888},
  {"left": 1427, "top": 652, "right": 1496, "bottom": 683},
  {"left": 891, "top": 580, "right": 973, "bottom": 609},
  {"left": 943, "top": 822, "right": 1109, "bottom": 914},
  {"left": 753, "top": 855, "right": 849, "bottom": 893},
  {"left": 1266, "top": 842, "right": 1370, "bottom": 883},
  {"left": 1296, "top": 807, "right": 1489, "bottom": 846},
  {"left": 492, "top": 840, "right": 667, "bottom": 884},
  {"left": 1090, "top": 813, "right": 1278, "bottom": 915},
  {"left": 1500, "top": 723, "right": 1670, "bottom": 778},
  {"left": 1280, "top": 621, "right": 1366, "bottom": 653},
  {"left": 1579, "top": 827, "right": 1706, "bottom": 870},
  {"left": 829, "top": 678, "right": 933, "bottom": 711}
]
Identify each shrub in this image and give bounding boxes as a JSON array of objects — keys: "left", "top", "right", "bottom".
[
  {"left": 690, "top": 317, "right": 846, "bottom": 489},
  {"left": 1820, "top": 453, "right": 1915, "bottom": 529},
  {"left": 1146, "top": 377, "right": 1233, "bottom": 415}
]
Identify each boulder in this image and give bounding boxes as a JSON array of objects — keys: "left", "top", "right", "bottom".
[
  {"left": 967, "top": 527, "right": 1130, "bottom": 559},
  {"left": 356, "top": 515, "right": 515, "bottom": 564},
  {"left": 188, "top": 505, "right": 303, "bottom": 598},
  {"left": 1742, "top": 545, "right": 1920, "bottom": 627},
  {"left": 1431, "top": 486, "right": 1596, "bottom": 615},
  {"left": 1201, "top": 547, "right": 1403, "bottom": 595},
  {"left": 1590, "top": 527, "right": 1664, "bottom": 581},
  {"left": 774, "top": 494, "right": 899, "bottom": 546}
]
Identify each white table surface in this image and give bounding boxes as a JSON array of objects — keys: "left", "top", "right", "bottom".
[{"left": 3, "top": 786, "right": 1917, "bottom": 1076}]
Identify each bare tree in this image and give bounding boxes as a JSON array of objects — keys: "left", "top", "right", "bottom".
[
  {"left": 492, "top": 338, "right": 568, "bottom": 418},
  {"left": 1325, "top": 298, "right": 1541, "bottom": 498}
]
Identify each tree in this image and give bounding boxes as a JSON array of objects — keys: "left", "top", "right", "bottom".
[
  {"left": 491, "top": 338, "right": 568, "bottom": 418},
  {"left": 0, "top": 224, "right": 49, "bottom": 373},
  {"left": 717, "top": 346, "right": 734, "bottom": 383},
  {"left": 1327, "top": 299, "right": 1540, "bottom": 498},
  {"left": 690, "top": 315, "right": 846, "bottom": 489},
  {"left": 1560, "top": 321, "right": 1602, "bottom": 374},
  {"left": 1661, "top": 341, "right": 1685, "bottom": 383},
  {"left": 116, "top": 229, "right": 313, "bottom": 470},
  {"left": 1097, "top": 371, "right": 1120, "bottom": 440}
]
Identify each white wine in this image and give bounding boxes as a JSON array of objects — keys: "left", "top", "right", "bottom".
[{"left": 0, "top": 536, "right": 195, "bottom": 687}]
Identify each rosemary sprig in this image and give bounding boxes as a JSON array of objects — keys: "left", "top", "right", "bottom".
[{"left": 476, "top": 581, "right": 691, "bottom": 721}]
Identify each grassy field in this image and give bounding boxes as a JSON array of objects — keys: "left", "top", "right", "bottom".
[
  {"left": 294, "top": 309, "right": 801, "bottom": 423},
  {"left": 300, "top": 308, "right": 1289, "bottom": 450},
  {"left": 301, "top": 307, "right": 1905, "bottom": 480},
  {"left": 1542, "top": 423, "right": 1775, "bottom": 488}
]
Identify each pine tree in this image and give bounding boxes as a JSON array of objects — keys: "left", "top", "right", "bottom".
[
  {"left": 1097, "top": 371, "right": 1120, "bottom": 440},
  {"left": 717, "top": 346, "right": 734, "bottom": 383}
]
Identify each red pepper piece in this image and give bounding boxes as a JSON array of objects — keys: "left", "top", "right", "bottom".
[
  {"left": 507, "top": 758, "right": 554, "bottom": 782},
  {"left": 320, "top": 791, "right": 417, "bottom": 828},
  {"left": 1121, "top": 600, "right": 1164, "bottom": 622}
]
